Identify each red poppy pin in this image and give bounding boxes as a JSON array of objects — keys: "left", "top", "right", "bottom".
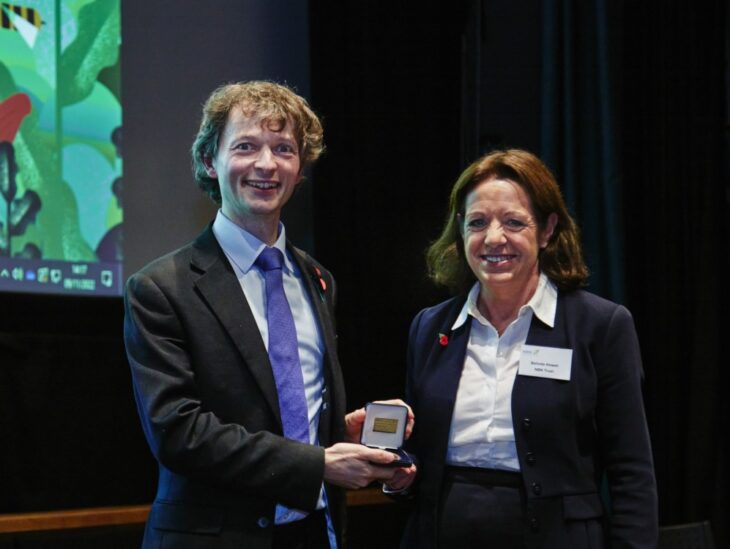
[
  {"left": 311, "top": 266, "right": 327, "bottom": 301},
  {"left": 438, "top": 333, "right": 449, "bottom": 346}
]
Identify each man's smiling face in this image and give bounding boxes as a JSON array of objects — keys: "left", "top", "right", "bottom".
[{"left": 205, "top": 106, "right": 302, "bottom": 230}]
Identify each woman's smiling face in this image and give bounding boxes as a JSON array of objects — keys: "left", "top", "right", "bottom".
[{"left": 461, "top": 176, "right": 556, "bottom": 297}]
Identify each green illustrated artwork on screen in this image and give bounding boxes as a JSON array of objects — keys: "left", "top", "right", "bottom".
[{"left": 0, "top": 0, "right": 122, "bottom": 296}]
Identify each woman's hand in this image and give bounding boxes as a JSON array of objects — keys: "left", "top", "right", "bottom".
[
  {"left": 384, "top": 463, "right": 418, "bottom": 492},
  {"left": 344, "top": 398, "right": 415, "bottom": 443}
]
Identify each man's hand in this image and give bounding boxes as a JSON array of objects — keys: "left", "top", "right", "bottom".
[
  {"left": 323, "top": 443, "right": 399, "bottom": 489},
  {"left": 343, "top": 398, "right": 415, "bottom": 443}
]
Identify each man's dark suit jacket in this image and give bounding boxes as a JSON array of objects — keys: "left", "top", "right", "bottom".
[
  {"left": 124, "top": 226, "right": 346, "bottom": 549},
  {"left": 401, "top": 288, "right": 658, "bottom": 549}
]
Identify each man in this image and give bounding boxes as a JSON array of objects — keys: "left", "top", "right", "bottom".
[{"left": 124, "top": 81, "right": 410, "bottom": 549}]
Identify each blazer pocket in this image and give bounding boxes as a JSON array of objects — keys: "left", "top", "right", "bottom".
[
  {"left": 562, "top": 493, "right": 604, "bottom": 520},
  {"left": 149, "top": 500, "right": 224, "bottom": 534}
]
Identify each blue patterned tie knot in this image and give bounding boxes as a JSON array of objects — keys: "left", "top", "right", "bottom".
[
  {"left": 255, "top": 247, "right": 310, "bottom": 444},
  {"left": 255, "top": 246, "right": 284, "bottom": 272}
]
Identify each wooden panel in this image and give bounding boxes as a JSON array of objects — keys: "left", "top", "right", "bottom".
[
  {"left": 0, "top": 505, "right": 150, "bottom": 534},
  {"left": 346, "top": 487, "right": 393, "bottom": 507},
  {"left": 0, "top": 488, "right": 393, "bottom": 534}
]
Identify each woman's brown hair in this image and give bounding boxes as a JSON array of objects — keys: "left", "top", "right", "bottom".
[{"left": 426, "top": 149, "right": 589, "bottom": 293}]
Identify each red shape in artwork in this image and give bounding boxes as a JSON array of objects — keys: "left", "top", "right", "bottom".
[{"left": 0, "top": 93, "right": 32, "bottom": 143}]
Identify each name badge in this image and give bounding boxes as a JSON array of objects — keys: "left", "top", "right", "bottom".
[{"left": 519, "top": 344, "right": 573, "bottom": 381}]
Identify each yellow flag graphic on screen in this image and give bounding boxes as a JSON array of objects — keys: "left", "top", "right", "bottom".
[{"left": 1, "top": 3, "right": 43, "bottom": 48}]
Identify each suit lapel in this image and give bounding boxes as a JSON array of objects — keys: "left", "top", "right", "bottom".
[
  {"left": 190, "top": 227, "right": 282, "bottom": 428},
  {"left": 512, "top": 293, "right": 568, "bottom": 421},
  {"left": 288, "top": 245, "right": 337, "bottom": 367},
  {"left": 419, "top": 303, "right": 472, "bottom": 465},
  {"left": 287, "top": 244, "right": 343, "bottom": 446},
  {"left": 524, "top": 296, "right": 564, "bottom": 347}
]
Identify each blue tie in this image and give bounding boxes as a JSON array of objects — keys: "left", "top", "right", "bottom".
[{"left": 255, "top": 247, "right": 310, "bottom": 444}]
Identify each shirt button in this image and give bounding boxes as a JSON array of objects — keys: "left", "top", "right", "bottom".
[
  {"left": 522, "top": 418, "right": 532, "bottom": 431},
  {"left": 257, "top": 517, "right": 270, "bottom": 528},
  {"left": 526, "top": 452, "right": 536, "bottom": 465},
  {"left": 530, "top": 517, "right": 540, "bottom": 531},
  {"left": 531, "top": 482, "right": 542, "bottom": 495}
]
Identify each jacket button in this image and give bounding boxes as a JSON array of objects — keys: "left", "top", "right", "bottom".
[
  {"left": 526, "top": 451, "right": 536, "bottom": 465},
  {"left": 522, "top": 418, "right": 532, "bottom": 431},
  {"left": 531, "top": 482, "right": 542, "bottom": 495},
  {"left": 256, "top": 517, "right": 270, "bottom": 528},
  {"left": 530, "top": 517, "right": 540, "bottom": 531}
]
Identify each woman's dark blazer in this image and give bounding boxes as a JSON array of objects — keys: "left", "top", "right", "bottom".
[
  {"left": 124, "top": 226, "right": 347, "bottom": 549},
  {"left": 401, "top": 287, "right": 658, "bottom": 549}
]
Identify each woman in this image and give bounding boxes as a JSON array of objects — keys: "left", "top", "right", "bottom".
[{"left": 398, "top": 150, "right": 657, "bottom": 548}]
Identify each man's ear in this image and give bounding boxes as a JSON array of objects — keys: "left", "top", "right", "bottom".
[{"left": 202, "top": 154, "right": 217, "bottom": 178}]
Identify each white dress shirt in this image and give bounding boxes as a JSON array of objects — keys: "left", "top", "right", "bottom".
[
  {"left": 212, "top": 211, "right": 327, "bottom": 522},
  {"left": 446, "top": 273, "right": 557, "bottom": 471}
]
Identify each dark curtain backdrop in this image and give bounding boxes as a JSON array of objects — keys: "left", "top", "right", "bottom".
[
  {"left": 309, "top": 3, "right": 466, "bottom": 409},
  {"left": 0, "top": 295, "right": 156, "bottom": 514},
  {"left": 620, "top": 1, "right": 728, "bottom": 546},
  {"left": 537, "top": 0, "right": 727, "bottom": 544},
  {"left": 540, "top": 0, "right": 625, "bottom": 302}
]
